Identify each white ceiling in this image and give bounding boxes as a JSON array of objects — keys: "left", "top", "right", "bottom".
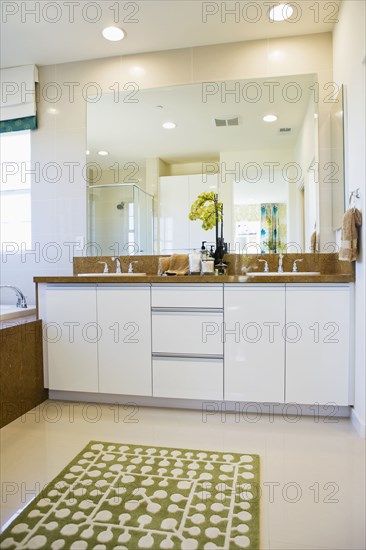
[
  {"left": 87, "top": 74, "right": 317, "bottom": 167},
  {"left": 0, "top": 1, "right": 341, "bottom": 68}
]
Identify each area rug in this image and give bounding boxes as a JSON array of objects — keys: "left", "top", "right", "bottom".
[{"left": 0, "top": 441, "right": 260, "bottom": 549}]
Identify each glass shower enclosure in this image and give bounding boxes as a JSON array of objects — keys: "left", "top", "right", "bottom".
[{"left": 88, "top": 184, "right": 154, "bottom": 256}]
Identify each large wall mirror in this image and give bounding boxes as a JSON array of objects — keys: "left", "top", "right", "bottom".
[{"left": 86, "top": 73, "right": 341, "bottom": 255}]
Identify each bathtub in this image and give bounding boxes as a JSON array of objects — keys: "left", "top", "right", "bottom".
[{"left": 0, "top": 304, "right": 37, "bottom": 321}]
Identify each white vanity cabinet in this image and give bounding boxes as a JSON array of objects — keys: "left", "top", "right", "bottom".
[
  {"left": 43, "top": 284, "right": 99, "bottom": 392},
  {"left": 97, "top": 284, "right": 152, "bottom": 396},
  {"left": 285, "top": 284, "right": 351, "bottom": 405},
  {"left": 151, "top": 284, "right": 224, "bottom": 400},
  {"left": 39, "top": 281, "right": 353, "bottom": 409},
  {"left": 159, "top": 174, "right": 218, "bottom": 253},
  {"left": 224, "top": 285, "right": 286, "bottom": 402}
]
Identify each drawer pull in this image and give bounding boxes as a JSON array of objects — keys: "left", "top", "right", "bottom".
[
  {"left": 152, "top": 307, "right": 223, "bottom": 314},
  {"left": 152, "top": 353, "right": 223, "bottom": 361}
]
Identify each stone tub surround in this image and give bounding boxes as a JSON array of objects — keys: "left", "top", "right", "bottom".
[
  {"left": 0, "top": 316, "right": 48, "bottom": 428},
  {"left": 42, "top": 253, "right": 356, "bottom": 284}
]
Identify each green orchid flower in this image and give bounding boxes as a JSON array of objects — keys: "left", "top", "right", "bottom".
[{"left": 189, "top": 192, "right": 223, "bottom": 230}]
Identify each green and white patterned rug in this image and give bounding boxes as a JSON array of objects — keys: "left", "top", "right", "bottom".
[{"left": 1, "top": 441, "right": 260, "bottom": 549}]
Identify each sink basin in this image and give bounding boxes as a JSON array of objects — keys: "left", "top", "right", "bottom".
[
  {"left": 77, "top": 273, "right": 147, "bottom": 277},
  {"left": 246, "top": 272, "right": 320, "bottom": 277}
]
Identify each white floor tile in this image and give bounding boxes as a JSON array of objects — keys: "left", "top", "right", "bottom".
[{"left": 1, "top": 401, "right": 365, "bottom": 549}]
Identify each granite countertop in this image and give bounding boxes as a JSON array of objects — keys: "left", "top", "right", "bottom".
[
  {"left": 33, "top": 274, "right": 354, "bottom": 284},
  {"left": 0, "top": 314, "right": 37, "bottom": 330}
]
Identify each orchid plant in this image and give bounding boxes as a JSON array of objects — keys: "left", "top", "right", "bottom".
[
  {"left": 188, "top": 192, "right": 223, "bottom": 229},
  {"left": 189, "top": 192, "right": 225, "bottom": 263}
]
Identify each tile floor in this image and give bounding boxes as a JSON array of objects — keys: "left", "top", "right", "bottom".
[{"left": 0, "top": 401, "right": 365, "bottom": 549}]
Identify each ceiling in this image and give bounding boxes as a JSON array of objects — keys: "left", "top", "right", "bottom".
[
  {"left": 0, "top": 1, "right": 341, "bottom": 68},
  {"left": 87, "top": 73, "right": 317, "bottom": 167}
]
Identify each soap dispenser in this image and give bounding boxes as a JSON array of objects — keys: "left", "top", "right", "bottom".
[{"left": 201, "top": 241, "right": 207, "bottom": 259}]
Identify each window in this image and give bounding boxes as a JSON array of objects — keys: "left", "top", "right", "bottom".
[{"left": 0, "top": 130, "right": 31, "bottom": 250}]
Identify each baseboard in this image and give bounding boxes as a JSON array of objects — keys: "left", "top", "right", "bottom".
[
  {"left": 351, "top": 407, "right": 366, "bottom": 438},
  {"left": 48, "top": 390, "right": 351, "bottom": 419}
]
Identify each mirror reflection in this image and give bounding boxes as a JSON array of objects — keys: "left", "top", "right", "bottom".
[
  {"left": 330, "top": 85, "right": 345, "bottom": 231},
  {"left": 87, "top": 74, "right": 327, "bottom": 255}
]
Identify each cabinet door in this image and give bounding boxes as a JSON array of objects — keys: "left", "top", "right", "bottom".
[
  {"left": 45, "top": 285, "right": 98, "bottom": 392},
  {"left": 286, "top": 285, "right": 351, "bottom": 405},
  {"left": 188, "top": 174, "right": 218, "bottom": 250},
  {"left": 159, "top": 175, "right": 190, "bottom": 253},
  {"left": 224, "top": 285, "right": 286, "bottom": 402},
  {"left": 159, "top": 174, "right": 219, "bottom": 254},
  {"left": 97, "top": 285, "right": 152, "bottom": 396}
]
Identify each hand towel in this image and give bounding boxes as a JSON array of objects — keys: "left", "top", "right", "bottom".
[
  {"left": 157, "top": 257, "right": 170, "bottom": 275},
  {"left": 166, "top": 254, "right": 189, "bottom": 275},
  {"left": 339, "top": 208, "right": 362, "bottom": 261}
]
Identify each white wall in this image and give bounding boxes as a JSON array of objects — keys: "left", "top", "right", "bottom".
[{"left": 333, "top": 0, "right": 366, "bottom": 436}]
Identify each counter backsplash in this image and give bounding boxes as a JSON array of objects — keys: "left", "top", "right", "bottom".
[{"left": 73, "top": 254, "right": 354, "bottom": 277}]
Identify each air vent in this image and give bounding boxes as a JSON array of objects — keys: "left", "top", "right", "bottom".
[
  {"left": 279, "top": 127, "right": 292, "bottom": 134},
  {"left": 214, "top": 117, "right": 239, "bottom": 127}
]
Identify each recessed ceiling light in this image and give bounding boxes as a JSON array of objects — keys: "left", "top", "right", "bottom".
[
  {"left": 86, "top": 150, "right": 90, "bottom": 155},
  {"left": 162, "top": 122, "right": 177, "bottom": 129},
  {"left": 102, "top": 26, "right": 125, "bottom": 41},
  {"left": 263, "top": 115, "right": 278, "bottom": 122},
  {"left": 98, "top": 150, "right": 109, "bottom": 156},
  {"left": 268, "top": 4, "right": 294, "bottom": 22}
]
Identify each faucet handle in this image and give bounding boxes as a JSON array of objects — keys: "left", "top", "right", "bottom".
[
  {"left": 258, "top": 259, "right": 269, "bottom": 272},
  {"left": 292, "top": 259, "right": 303, "bottom": 272},
  {"left": 128, "top": 260, "right": 138, "bottom": 273}
]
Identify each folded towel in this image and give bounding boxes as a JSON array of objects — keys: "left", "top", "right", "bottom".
[
  {"left": 339, "top": 208, "right": 362, "bottom": 261},
  {"left": 310, "top": 230, "right": 318, "bottom": 253},
  {"left": 166, "top": 254, "right": 189, "bottom": 275},
  {"left": 158, "top": 257, "right": 170, "bottom": 275}
]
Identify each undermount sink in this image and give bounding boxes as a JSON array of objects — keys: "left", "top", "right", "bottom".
[
  {"left": 246, "top": 271, "right": 321, "bottom": 277},
  {"left": 77, "top": 273, "right": 147, "bottom": 277}
]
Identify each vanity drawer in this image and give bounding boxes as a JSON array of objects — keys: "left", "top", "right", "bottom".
[
  {"left": 151, "top": 284, "right": 223, "bottom": 309},
  {"left": 152, "top": 310, "right": 223, "bottom": 356},
  {"left": 153, "top": 357, "right": 223, "bottom": 400}
]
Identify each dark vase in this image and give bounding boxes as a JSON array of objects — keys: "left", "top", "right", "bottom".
[{"left": 213, "top": 194, "right": 225, "bottom": 265}]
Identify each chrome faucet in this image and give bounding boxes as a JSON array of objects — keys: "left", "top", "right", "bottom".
[
  {"left": 278, "top": 253, "right": 284, "bottom": 273},
  {"left": 258, "top": 259, "right": 269, "bottom": 272},
  {"left": 112, "top": 257, "right": 122, "bottom": 273},
  {"left": 0, "top": 285, "right": 28, "bottom": 308},
  {"left": 98, "top": 261, "right": 109, "bottom": 273}
]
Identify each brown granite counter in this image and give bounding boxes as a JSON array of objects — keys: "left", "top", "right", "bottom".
[{"left": 33, "top": 273, "right": 354, "bottom": 284}]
